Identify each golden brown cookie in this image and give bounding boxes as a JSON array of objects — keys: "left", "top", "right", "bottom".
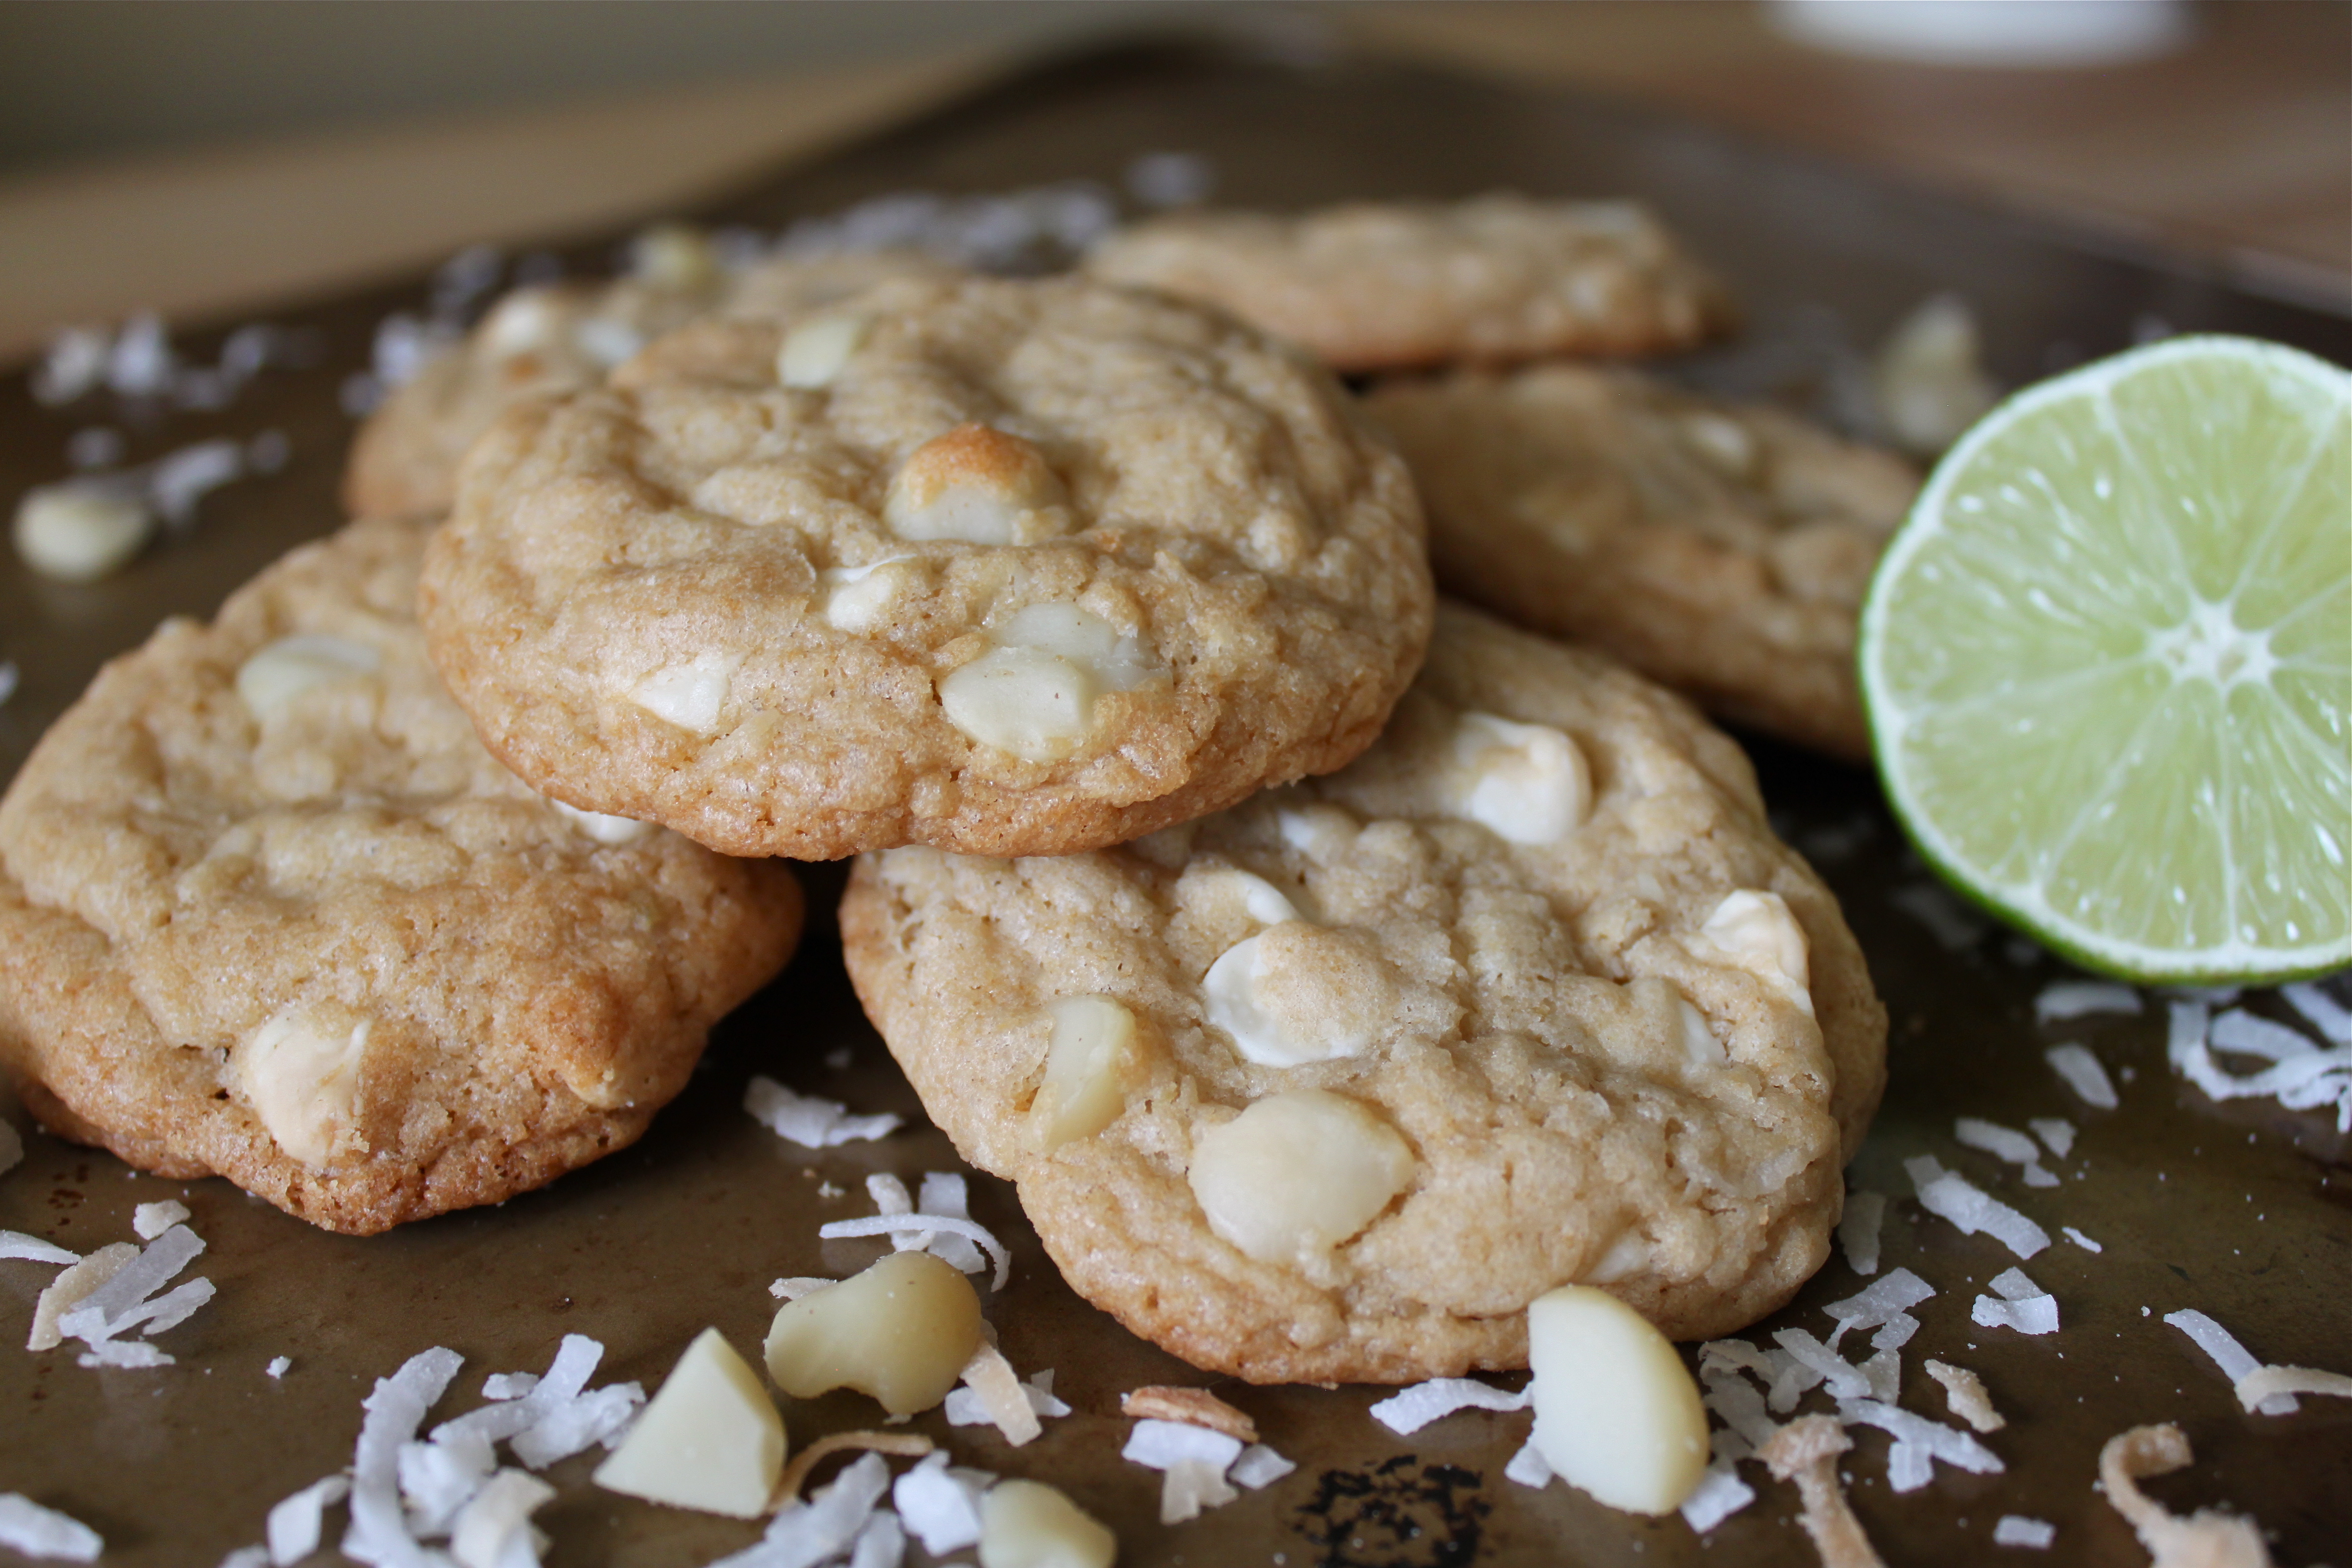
[
  {"left": 420, "top": 274, "right": 1434, "bottom": 861},
  {"left": 0, "top": 515, "right": 803, "bottom": 1235},
  {"left": 343, "top": 245, "right": 964, "bottom": 520},
  {"left": 1082, "top": 195, "right": 1732, "bottom": 373},
  {"left": 842, "top": 602, "right": 1886, "bottom": 1384},
  {"left": 1367, "top": 364, "right": 1919, "bottom": 760}
]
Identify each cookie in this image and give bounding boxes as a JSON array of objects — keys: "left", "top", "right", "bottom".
[
  {"left": 842, "top": 602, "right": 1887, "bottom": 1383},
  {"left": 1081, "top": 195, "right": 1732, "bottom": 373},
  {"left": 420, "top": 273, "right": 1434, "bottom": 861},
  {"left": 343, "top": 244, "right": 963, "bottom": 520},
  {"left": 1367, "top": 364, "right": 1919, "bottom": 760},
  {"left": 0, "top": 515, "right": 804, "bottom": 1235}
]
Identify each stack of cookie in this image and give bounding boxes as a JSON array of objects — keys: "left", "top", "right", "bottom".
[{"left": 0, "top": 199, "right": 1891, "bottom": 1389}]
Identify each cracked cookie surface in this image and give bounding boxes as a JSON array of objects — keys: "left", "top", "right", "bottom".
[
  {"left": 421, "top": 273, "right": 1433, "bottom": 860},
  {"left": 1368, "top": 364, "right": 1918, "bottom": 759},
  {"left": 843, "top": 603, "right": 1885, "bottom": 1383},
  {"left": 0, "top": 515, "right": 803, "bottom": 1234}
]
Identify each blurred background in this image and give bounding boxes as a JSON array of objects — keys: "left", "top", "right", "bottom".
[{"left": 0, "top": 0, "right": 2344, "bottom": 357}]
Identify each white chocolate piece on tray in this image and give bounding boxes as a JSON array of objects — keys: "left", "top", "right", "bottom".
[{"left": 592, "top": 1327, "right": 784, "bottom": 1519}]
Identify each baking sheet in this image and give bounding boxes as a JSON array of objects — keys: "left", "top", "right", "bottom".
[{"left": 2, "top": 34, "right": 2347, "bottom": 1567}]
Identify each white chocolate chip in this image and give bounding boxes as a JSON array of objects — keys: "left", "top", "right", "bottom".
[
  {"left": 1694, "top": 889, "right": 1813, "bottom": 1014},
  {"left": 13, "top": 482, "right": 155, "bottom": 583},
  {"left": 1188, "top": 1089, "right": 1415, "bottom": 1266},
  {"left": 1276, "top": 804, "right": 1358, "bottom": 863},
  {"left": 992, "top": 604, "right": 1162, "bottom": 692},
  {"left": 1526, "top": 1285, "right": 1709, "bottom": 1516},
  {"left": 571, "top": 316, "right": 644, "bottom": 370},
  {"left": 938, "top": 645, "right": 1097, "bottom": 761},
  {"left": 763, "top": 1251, "right": 983, "bottom": 1418},
  {"left": 1676, "top": 995, "right": 1728, "bottom": 1068},
  {"left": 977, "top": 1478, "right": 1117, "bottom": 1568},
  {"left": 777, "top": 312, "right": 872, "bottom": 390},
  {"left": 235, "top": 1007, "right": 370, "bottom": 1169},
  {"left": 592, "top": 1327, "right": 783, "bottom": 1519},
  {"left": 629, "top": 222, "right": 721, "bottom": 292},
  {"left": 627, "top": 650, "right": 742, "bottom": 734},
  {"left": 479, "top": 290, "right": 566, "bottom": 358},
  {"left": 1181, "top": 865, "right": 1301, "bottom": 928},
  {"left": 235, "top": 635, "right": 381, "bottom": 719},
  {"left": 882, "top": 424, "right": 1068, "bottom": 545},
  {"left": 1447, "top": 711, "right": 1590, "bottom": 845},
  {"left": 1201, "top": 922, "right": 1392, "bottom": 1068},
  {"left": 1028, "top": 995, "right": 1137, "bottom": 1151},
  {"left": 551, "top": 800, "right": 652, "bottom": 845},
  {"left": 1583, "top": 1231, "right": 1649, "bottom": 1285},
  {"left": 1678, "top": 411, "right": 1757, "bottom": 477},
  {"left": 818, "top": 556, "right": 914, "bottom": 632}
]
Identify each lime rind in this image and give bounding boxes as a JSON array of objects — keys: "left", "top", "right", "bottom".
[{"left": 1861, "top": 334, "right": 2352, "bottom": 985}]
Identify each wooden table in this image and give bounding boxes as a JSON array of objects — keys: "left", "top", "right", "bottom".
[{"left": 0, "top": 0, "right": 2344, "bottom": 360}]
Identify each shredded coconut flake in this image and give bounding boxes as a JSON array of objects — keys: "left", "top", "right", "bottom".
[
  {"left": 267, "top": 1356, "right": 292, "bottom": 1379},
  {"left": 1838, "top": 1400, "right": 2004, "bottom": 1476},
  {"left": 1229, "top": 1443, "right": 1295, "bottom": 1490},
  {"left": 1906, "top": 1156, "right": 2050, "bottom": 1258},
  {"left": 891, "top": 1454, "right": 986, "bottom": 1556},
  {"left": 743, "top": 1449, "right": 898, "bottom": 1568},
  {"left": 1771, "top": 1328, "right": 1873, "bottom": 1402},
  {"left": 343, "top": 1345, "right": 465, "bottom": 1567},
  {"left": 1824, "top": 1267, "right": 1934, "bottom": 1343},
  {"left": 0, "top": 1230, "right": 78, "bottom": 1267},
  {"left": 1678, "top": 1462, "right": 1756, "bottom": 1533},
  {"left": 147, "top": 439, "right": 245, "bottom": 530},
  {"left": 1367, "top": 1376, "right": 1528, "bottom": 1434},
  {"left": 2044, "top": 1044, "right": 2119, "bottom": 1109},
  {"left": 448, "top": 1469, "right": 553, "bottom": 1568},
  {"left": 816, "top": 1215, "right": 1009, "bottom": 1291},
  {"left": 267, "top": 1474, "right": 350, "bottom": 1566},
  {"left": 745, "top": 1077, "right": 902, "bottom": 1147},
  {"left": 0, "top": 1494, "right": 103, "bottom": 1563},
  {"left": 1159, "top": 1458, "right": 1238, "bottom": 1524},
  {"left": 1760, "top": 1417, "right": 1886, "bottom": 1568},
  {"left": 2164, "top": 1310, "right": 2298, "bottom": 1415},
  {"left": 1884, "top": 1440, "right": 1935, "bottom": 1494},
  {"left": 1837, "top": 1190, "right": 1884, "bottom": 1276},
  {"left": 2028, "top": 1117, "right": 2076, "bottom": 1158},
  {"left": 769, "top": 1276, "right": 835, "bottom": 1301},
  {"left": 132, "top": 1200, "right": 192, "bottom": 1239},
  {"left": 2035, "top": 980, "right": 2141, "bottom": 1021},
  {"left": 2060, "top": 1226, "right": 2102, "bottom": 1253},
  {"left": 1123, "top": 1418, "right": 1244, "bottom": 1474},
  {"left": 1994, "top": 1515, "right": 2056, "bottom": 1549},
  {"left": 1502, "top": 1438, "right": 1554, "bottom": 1489},
  {"left": 2281, "top": 981, "right": 2351, "bottom": 1044},
  {"left": 945, "top": 1342, "right": 1042, "bottom": 1446},
  {"left": 1971, "top": 1293, "right": 2059, "bottom": 1335}
]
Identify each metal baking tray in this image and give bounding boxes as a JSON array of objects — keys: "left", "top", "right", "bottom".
[{"left": 3, "top": 32, "right": 2346, "bottom": 1567}]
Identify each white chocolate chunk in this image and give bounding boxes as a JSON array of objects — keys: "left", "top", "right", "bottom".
[
  {"left": 938, "top": 646, "right": 1096, "bottom": 761},
  {"left": 1694, "top": 890, "right": 1813, "bottom": 1013},
  {"left": 571, "top": 315, "right": 644, "bottom": 369},
  {"left": 979, "top": 1478, "right": 1117, "bottom": 1568},
  {"left": 479, "top": 290, "right": 565, "bottom": 358},
  {"left": 1182, "top": 865, "right": 1301, "bottom": 928},
  {"left": 1678, "top": 411, "right": 1757, "bottom": 476},
  {"left": 763, "top": 1251, "right": 983, "bottom": 1418},
  {"left": 236, "top": 635, "right": 382, "bottom": 719},
  {"left": 629, "top": 222, "right": 720, "bottom": 291},
  {"left": 551, "top": 800, "right": 652, "bottom": 845},
  {"left": 628, "top": 650, "right": 742, "bottom": 734},
  {"left": 235, "top": 1008, "right": 370, "bottom": 1169},
  {"left": 591, "top": 1327, "right": 783, "bottom": 1519},
  {"left": 818, "top": 556, "right": 914, "bottom": 632},
  {"left": 1526, "top": 1285, "right": 1709, "bottom": 1516},
  {"left": 777, "top": 312, "right": 872, "bottom": 390},
  {"left": 1276, "top": 804, "right": 1358, "bottom": 863},
  {"left": 1676, "top": 996, "right": 1728, "bottom": 1068},
  {"left": 13, "top": 482, "right": 155, "bottom": 583},
  {"left": 1029, "top": 996, "right": 1137, "bottom": 1150},
  {"left": 1447, "top": 711, "right": 1590, "bottom": 845},
  {"left": 1189, "top": 1090, "right": 1415, "bottom": 1266},
  {"left": 883, "top": 424, "right": 1068, "bottom": 545},
  {"left": 1201, "top": 922, "right": 1392, "bottom": 1068},
  {"left": 993, "top": 603, "right": 1162, "bottom": 691},
  {"left": 1583, "top": 1231, "right": 1649, "bottom": 1285}
]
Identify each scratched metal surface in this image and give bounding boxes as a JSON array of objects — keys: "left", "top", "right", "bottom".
[{"left": 1, "top": 35, "right": 2347, "bottom": 1568}]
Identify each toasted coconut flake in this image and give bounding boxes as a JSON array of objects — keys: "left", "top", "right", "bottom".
[
  {"left": 1759, "top": 1416, "right": 1886, "bottom": 1568},
  {"left": 1122, "top": 1385, "right": 1259, "bottom": 1442},
  {"left": 132, "top": 1200, "right": 191, "bottom": 1239},
  {"left": 2098, "top": 1424, "right": 2273, "bottom": 1568},
  {"left": 952, "top": 1342, "right": 1042, "bottom": 1447},
  {"left": 2164, "top": 1311, "right": 2298, "bottom": 1415},
  {"left": 29, "top": 1243, "right": 135, "bottom": 1353},
  {"left": 1924, "top": 1360, "right": 2005, "bottom": 1433},
  {"left": 772, "top": 1431, "right": 934, "bottom": 1508},
  {"left": 2235, "top": 1363, "right": 2352, "bottom": 1411}
]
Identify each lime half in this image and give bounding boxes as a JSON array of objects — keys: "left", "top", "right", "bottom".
[{"left": 1860, "top": 334, "right": 2351, "bottom": 984}]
